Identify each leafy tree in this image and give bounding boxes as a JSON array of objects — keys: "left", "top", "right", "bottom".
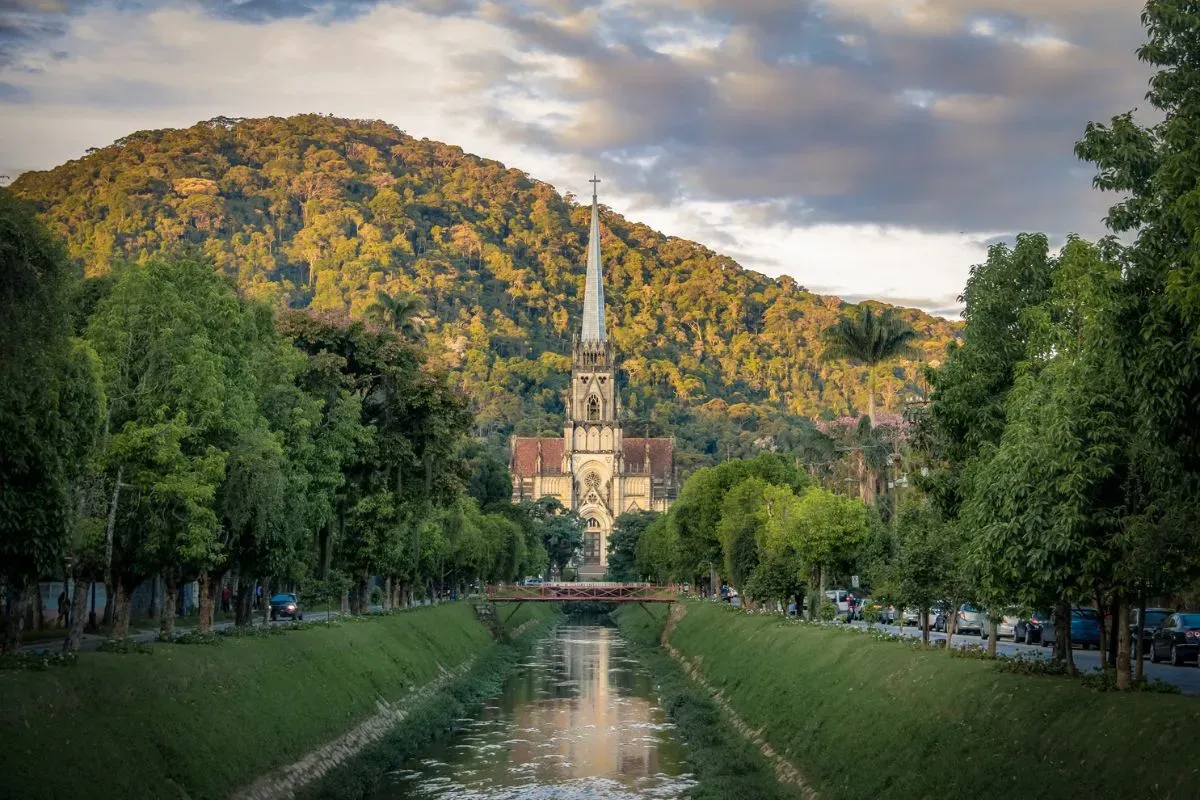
[
  {"left": 1075, "top": 0, "right": 1200, "bottom": 627},
  {"left": 606, "top": 510, "right": 660, "bottom": 581},
  {"left": 716, "top": 477, "right": 769, "bottom": 594},
  {"left": 760, "top": 485, "right": 869, "bottom": 619},
  {"left": 820, "top": 305, "right": 918, "bottom": 426},
  {"left": 0, "top": 191, "right": 104, "bottom": 647},
  {"left": 366, "top": 289, "right": 424, "bottom": 341}
]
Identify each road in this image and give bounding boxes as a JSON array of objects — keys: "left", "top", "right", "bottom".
[{"left": 847, "top": 619, "right": 1200, "bottom": 695}]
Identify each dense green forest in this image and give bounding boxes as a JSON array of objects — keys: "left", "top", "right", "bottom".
[{"left": 8, "top": 116, "right": 959, "bottom": 469}]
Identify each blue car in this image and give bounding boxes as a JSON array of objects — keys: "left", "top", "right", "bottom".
[{"left": 1040, "top": 607, "right": 1102, "bottom": 649}]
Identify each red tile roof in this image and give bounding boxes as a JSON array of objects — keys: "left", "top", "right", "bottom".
[
  {"left": 510, "top": 437, "right": 564, "bottom": 475},
  {"left": 510, "top": 435, "right": 674, "bottom": 478},
  {"left": 623, "top": 438, "right": 674, "bottom": 477}
]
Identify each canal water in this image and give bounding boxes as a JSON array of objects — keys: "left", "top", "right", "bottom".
[{"left": 373, "top": 622, "right": 695, "bottom": 799}]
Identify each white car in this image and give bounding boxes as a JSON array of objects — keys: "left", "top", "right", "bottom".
[{"left": 824, "top": 589, "right": 852, "bottom": 617}]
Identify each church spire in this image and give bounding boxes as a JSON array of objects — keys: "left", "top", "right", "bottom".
[{"left": 581, "top": 175, "right": 606, "bottom": 342}]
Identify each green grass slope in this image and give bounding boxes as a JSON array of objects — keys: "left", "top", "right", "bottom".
[
  {"left": 0, "top": 603, "right": 552, "bottom": 800},
  {"left": 655, "top": 602, "right": 1200, "bottom": 800}
]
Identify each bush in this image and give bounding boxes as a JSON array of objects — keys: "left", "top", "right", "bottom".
[
  {"left": 818, "top": 599, "right": 838, "bottom": 622},
  {"left": 0, "top": 649, "right": 79, "bottom": 670},
  {"left": 97, "top": 638, "right": 154, "bottom": 655}
]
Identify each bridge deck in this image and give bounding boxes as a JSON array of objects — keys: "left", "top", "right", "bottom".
[{"left": 486, "top": 582, "right": 678, "bottom": 603}]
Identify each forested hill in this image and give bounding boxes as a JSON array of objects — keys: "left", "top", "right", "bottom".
[{"left": 10, "top": 114, "right": 961, "bottom": 469}]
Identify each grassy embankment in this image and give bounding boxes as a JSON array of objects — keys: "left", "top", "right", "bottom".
[
  {"left": 301, "top": 607, "right": 559, "bottom": 800},
  {"left": 631, "top": 601, "right": 1200, "bottom": 800},
  {"left": 0, "top": 601, "right": 555, "bottom": 800},
  {"left": 616, "top": 607, "right": 807, "bottom": 800}
]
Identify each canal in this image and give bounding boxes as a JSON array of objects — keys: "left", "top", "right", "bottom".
[{"left": 372, "top": 621, "right": 696, "bottom": 799}]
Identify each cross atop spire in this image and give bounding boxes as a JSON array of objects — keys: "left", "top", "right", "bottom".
[{"left": 580, "top": 175, "right": 606, "bottom": 343}]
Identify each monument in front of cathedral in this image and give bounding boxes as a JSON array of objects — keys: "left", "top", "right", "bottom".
[{"left": 510, "top": 178, "right": 678, "bottom": 580}]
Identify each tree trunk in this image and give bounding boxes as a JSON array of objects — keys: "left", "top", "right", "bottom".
[
  {"left": 103, "top": 465, "right": 123, "bottom": 624},
  {"left": 111, "top": 579, "right": 131, "bottom": 639},
  {"left": 339, "top": 588, "right": 350, "bottom": 616},
  {"left": 1094, "top": 589, "right": 1108, "bottom": 667},
  {"left": 1135, "top": 592, "right": 1147, "bottom": 682},
  {"left": 868, "top": 371, "right": 877, "bottom": 429},
  {"left": 235, "top": 580, "right": 254, "bottom": 626},
  {"left": 945, "top": 610, "right": 957, "bottom": 652},
  {"left": 161, "top": 573, "right": 179, "bottom": 637},
  {"left": 64, "top": 579, "right": 91, "bottom": 653},
  {"left": 921, "top": 606, "right": 930, "bottom": 644},
  {"left": 3, "top": 582, "right": 30, "bottom": 652},
  {"left": 260, "top": 577, "right": 271, "bottom": 626},
  {"left": 1116, "top": 602, "right": 1132, "bottom": 691},
  {"left": 1107, "top": 594, "right": 1120, "bottom": 669},
  {"left": 987, "top": 618, "right": 998, "bottom": 658},
  {"left": 31, "top": 587, "right": 44, "bottom": 632},
  {"left": 197, "top": 572, "right": 214, "bottom": 633},
  {"left": 382, "top": 577, "right": 393, "bottom": 612},
  {"left": 1052, "top": 601, "right": 1070, "bottom": 664}
]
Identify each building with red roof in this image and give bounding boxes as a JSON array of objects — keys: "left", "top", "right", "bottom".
[{"left": 509, "top": 178, "right": 677, "bottom": 578}]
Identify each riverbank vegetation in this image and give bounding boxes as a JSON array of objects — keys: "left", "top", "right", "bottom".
[
  {"left": 615, "top": 606, "right": 805, "bottom": 800},
  {"left": 0, "top": 602, "right": 554, "bottom": 800},
  {"left": 651, "top": 601, "right": 1199, "bottom": 800},
  {"left": 0, "top": 191, "right": 577, "bottom": 651},
  {"left": 300, "top": 605, "right": 558, "bottom": 800}
]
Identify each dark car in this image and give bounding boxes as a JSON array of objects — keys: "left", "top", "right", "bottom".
[
  {"left": 1149, "top": 613, "right": 1200, "bottom": 666},
  {"left": 1040, "top": 607, "right": 1101, "bottom": 649},
  {"left": 1130, "top": 607, "right": 1173, "bottom": 658},
  {"left": 269, "top": 593, "right": 303, "bottom": 621},
  {"left": 1014, "top": 610, "right": 1051, "bottom": 645}
]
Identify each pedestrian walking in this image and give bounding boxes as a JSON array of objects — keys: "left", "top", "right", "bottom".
[
  {"left": 56, "top": 589, "right": 69, "bottom": 628},
  {"left": 221, "top": 584, "right": 232, "bottom": 614}
]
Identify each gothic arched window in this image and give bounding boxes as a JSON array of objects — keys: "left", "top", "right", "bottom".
[
  {"left": 587, "top": 394, "right": 600, "bottom": 421},
  {"left": 586, "top": 517, "right": 600, "bottom": 528}
]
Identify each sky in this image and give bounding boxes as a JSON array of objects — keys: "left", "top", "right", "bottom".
[{"left": 0, "top": 0, "right": 1155, "bottom": 318}]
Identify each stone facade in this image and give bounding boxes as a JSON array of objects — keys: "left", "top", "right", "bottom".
[{"left": 510, "top": 180, "right": 677, "bottom": 577}]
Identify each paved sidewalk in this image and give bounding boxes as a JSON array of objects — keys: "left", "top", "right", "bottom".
[{"left": 18, "top": 601, "right": 455, "bottom": 654}]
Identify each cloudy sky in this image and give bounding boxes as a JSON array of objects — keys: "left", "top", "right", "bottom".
[{"left": 0, "top": 0, "right": 1154, "bottom": 317}]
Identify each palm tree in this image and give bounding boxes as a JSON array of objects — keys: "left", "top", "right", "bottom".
[
  {"left": 366, "top": 290, "right": 424, "bottom": 341},
  {"left": 820, "top": 306, "right": 919, "bottom": 427}
]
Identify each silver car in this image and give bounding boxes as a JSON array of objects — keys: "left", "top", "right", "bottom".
[
  {"left": 955, "top": 604, "right": 986, "bottom": 636},
  {"left": 981, "top": 614, "right": 1019, "bottom": 641}
]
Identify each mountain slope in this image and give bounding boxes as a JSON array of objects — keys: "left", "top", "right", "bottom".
[{"left": 10, "top": 114, "right": 960, "bottom": 469}]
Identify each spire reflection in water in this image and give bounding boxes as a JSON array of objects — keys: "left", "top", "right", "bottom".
[{"left": 377, "top": 623, "right": 695, "bottom": 799}]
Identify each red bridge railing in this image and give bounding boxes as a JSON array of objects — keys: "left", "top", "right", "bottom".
[{"left": 486, "top": 582, "right": 680, "bottom": 603}]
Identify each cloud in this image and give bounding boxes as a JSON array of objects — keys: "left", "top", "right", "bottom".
[{"left": 0, "top": 0, "right": 1155, "bottom": 317}]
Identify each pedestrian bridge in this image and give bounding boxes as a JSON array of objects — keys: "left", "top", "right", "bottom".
[{"left": 485, "top": 582, "right": 679, "bottom": 603}]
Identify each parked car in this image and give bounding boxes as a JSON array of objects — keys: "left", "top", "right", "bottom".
[
  {"left": 928, "top": 602, "right": 948, "bottom": 631},
  {"left": 901, "top": 607, "right": 921, "bottom": 627},
  {"left": 981, "top": 613, "right": 1019, "bottom": 641},
  {"left": 1130, "top": 607, "right": 1173, "bottom": 658},
  {"left": 1040, "top": 607, "right": 1102, "bottom": 649},
  {"left": 1149, "top": 612, "right": 1200, "bottom": 666},
  {"left": 825, "top": 589, "right": 853, "bottom": 618},
  {"left": 269, "top": 592, "right": 303, "bottom": 621},
  {"left": 1013, "top": 611, "right": 1050, "bottom": 645},
  {"left": 955, "top": 604, "right": 986, "bottom": 636}
]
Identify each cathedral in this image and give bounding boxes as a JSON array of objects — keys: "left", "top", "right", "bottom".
[{"left": 510, "top": 178, "right": 678, "bottom": 579}]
